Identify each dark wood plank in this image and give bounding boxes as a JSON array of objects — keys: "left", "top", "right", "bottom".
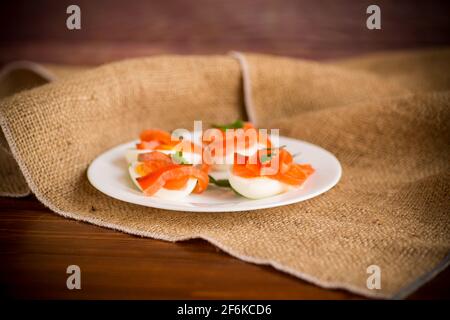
[
  {"left": 0, "top": 196, "right": 360, "bottom": 299},
  {"left": 0, "top": 196, "right": 448, "bottom": 299}
]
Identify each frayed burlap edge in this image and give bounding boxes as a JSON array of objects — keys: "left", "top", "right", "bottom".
[
  {"left": 0, "top": 61, "right": 58, "bottom": 197},
  {"left": 0, "top": 60, "right": 57, "bottom": 83}
]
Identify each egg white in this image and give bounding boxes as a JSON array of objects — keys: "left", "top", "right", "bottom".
[
  {"left": 128, "top": 161, "right": 198, "bottom": 200},
  {"left": 210, "top": 151, "right": 234, "bottom": 172},
  {"left": 235, "top": 142, "right": 265, "bottom": 157},
  {"left": 228, "top": 170, "right": 291, "bottom": 199},
  {"left": 208, "top": 143, "right": 268, "bottom": 172}
]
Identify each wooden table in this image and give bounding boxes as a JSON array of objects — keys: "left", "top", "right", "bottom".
[
  {"left": 1, "top": 196, "right": 449, "bottom": 299},
  {"left": 1, "top": 0, "right": 449, "bottom": 299}
]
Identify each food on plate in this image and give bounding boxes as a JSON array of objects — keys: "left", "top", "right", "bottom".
[
  {"left": 129, "top": 162, "right": 199, "bottom": 199},
  {"left": 126, "top": 124, "right": 314, "bottom": 200},
  {"left": 127, "top": 129, "right": 207, "bottom": 199},
  {"left": 228, "top": 147, "right": 315, "bottom": 199},
  {"left": 203, "top": 120, "right": 271, "bottom": 171},
  {"left": 126, "top": 129, "right": 202, "bottom": 165}
]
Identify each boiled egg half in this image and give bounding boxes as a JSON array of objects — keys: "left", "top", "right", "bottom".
[
  {"left": 228, "top": 171, "right": 294, "bottom": 199},
  {"left": 128, "top": 161, "right": 198, "bottom": 200}
]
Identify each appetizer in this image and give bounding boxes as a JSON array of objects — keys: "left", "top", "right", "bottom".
[
  {"left": 127, "top": 129, "right": 208, "bottom": 199},
  {"left": 126, "top": 129, "right": 202, "bottom": 165},
  {"left": 202, "top": 120, "right": 271, "bottom": 172},
  {"left": 127, "top": 122, "right": 314, "bottom": 200},
  {"left": 229, "top": 147, "right": 315, "bottom": 199}
]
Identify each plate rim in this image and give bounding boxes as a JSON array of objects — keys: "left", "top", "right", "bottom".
[{"left": 87, "top": 136, "right": 342, "bottom": 212}]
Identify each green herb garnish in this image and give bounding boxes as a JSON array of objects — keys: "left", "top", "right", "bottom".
[
  {"left": 208, "top": 175, "right": 247, "bottom": 197},
  {"left": 208, "top": 175, "right": 231, "bottom": 188},
  {"left": 263, "top": 145, "right": 287, "bottom": 151},
  {"left": 260, "top": 145, "right": 287, "bottom": 163},
  {"left": 260, "top": 153, "right": 274, "bottom": 164},
  {"left": 171, "top": 151, "right": 189, "bottom": 164},
  {"left": 212, "top": 119, "right": 244, "bottom": 131}
]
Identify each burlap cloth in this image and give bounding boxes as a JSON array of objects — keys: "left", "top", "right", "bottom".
[{"left": 0, "top": 50, "right": 449, "bottom": 298}]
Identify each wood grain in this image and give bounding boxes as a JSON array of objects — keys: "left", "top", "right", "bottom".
[
  {"left": 0, "top": 0, "right": 449, "bottom": 299},
  {"left": 0, "top": 196, "right": 449, "bottom": 299},
  {"left": 0, "top": 196, "right": 356, "bottom": 299}
]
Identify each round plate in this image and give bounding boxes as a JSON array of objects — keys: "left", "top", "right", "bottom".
[{"left": 87, "top": 136, "right": 341, "bottom": 212}]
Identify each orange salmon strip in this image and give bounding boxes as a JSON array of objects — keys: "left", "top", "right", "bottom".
[
  {"left": 232, "top": 148, "right": 314, "bottom": 186},
  {"left": 137, "top": 164, "right": 209, "bottom": 195}
]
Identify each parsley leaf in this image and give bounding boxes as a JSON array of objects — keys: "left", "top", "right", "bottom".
[
  {"left": 260, "top": 145, "right": 286, "bottom": 163},
  {"left": 260, "top": 153, "right": 274, "bottom": 164},
  {"left": 208, "top": 175, "right": 231, "bottom": 188},
  {"left": 171, "top": 151, "right": 189, "bottom": 164},
  {"left": 212, "top": 119, "right": 244, "bottom": 131}
]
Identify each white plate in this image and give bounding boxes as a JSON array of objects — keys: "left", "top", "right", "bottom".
[{"left": 87, "top": 136, "right": 341, "bottom": 212}]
